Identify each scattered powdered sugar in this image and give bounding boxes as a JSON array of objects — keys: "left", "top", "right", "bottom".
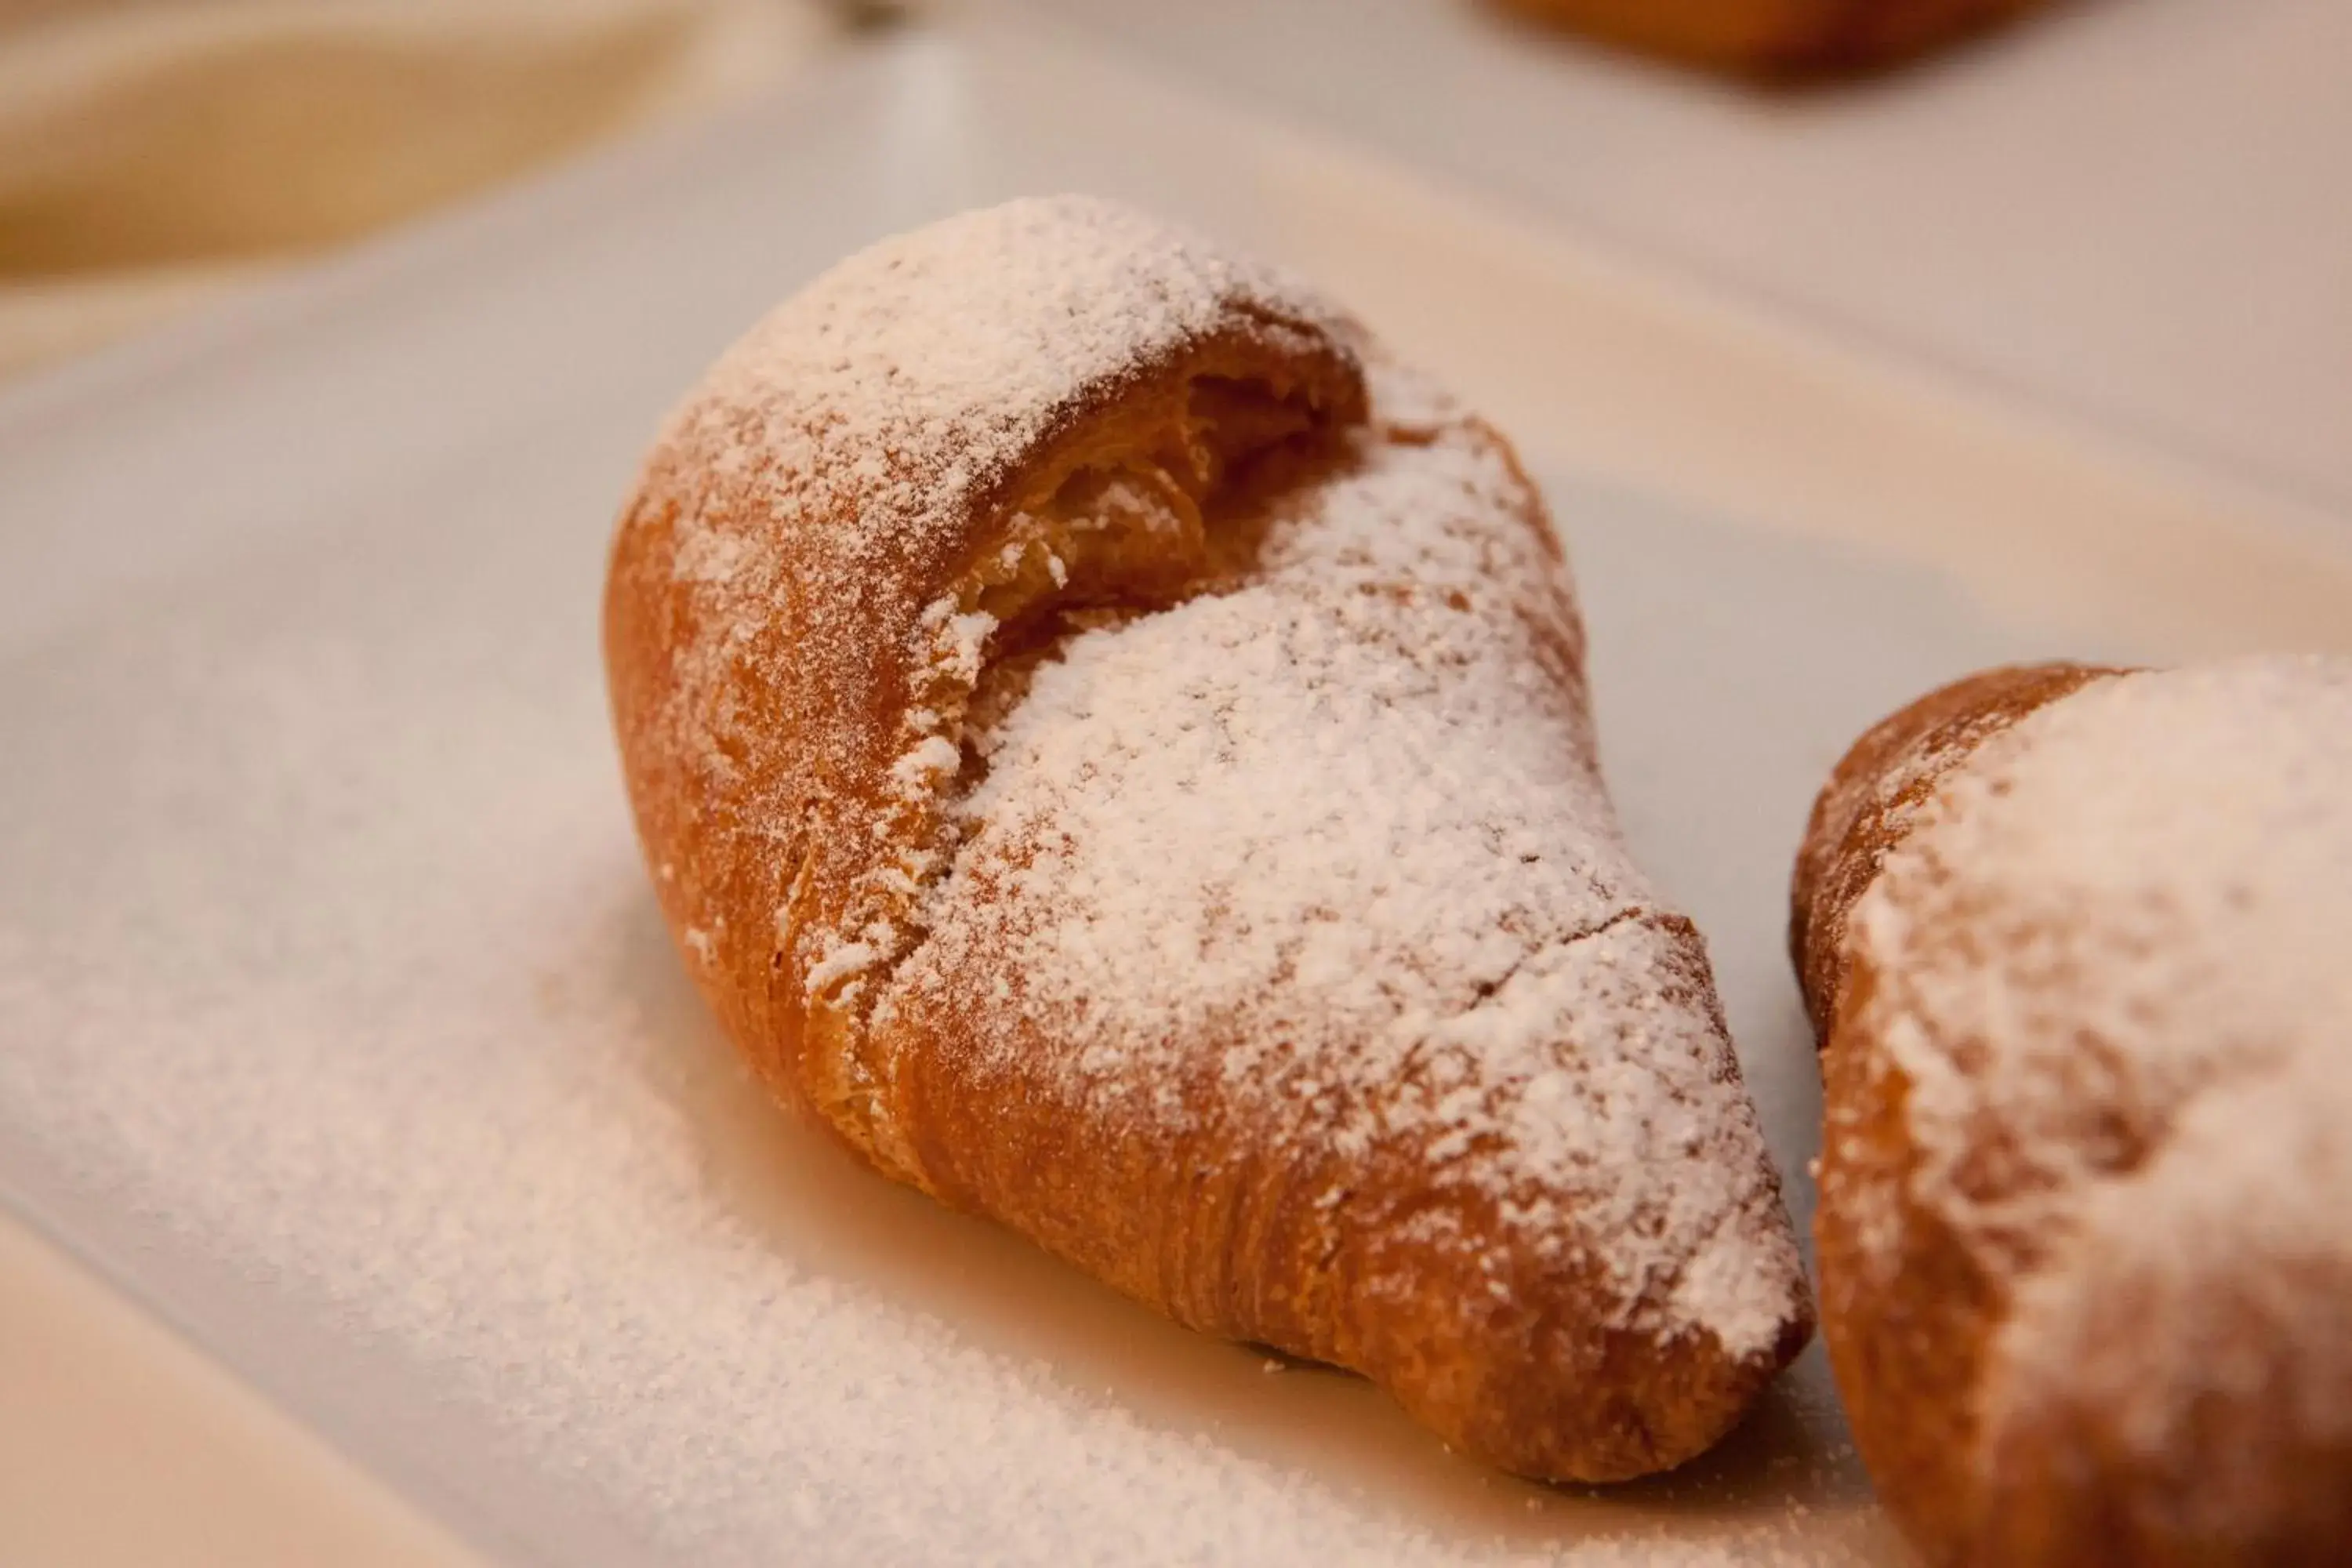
[
  {"left": 1846, "top": 656, "right": 2352, "bottom": 1450},
  {"left": 0, "top": 159, "right": 1927, "bottom": 1559},
  {"left": 874, "top": 368, "right": 1802, "bottom": 1359},
  {"left": 0, "top": 405, "right": 1858, "bottom": 1565}
]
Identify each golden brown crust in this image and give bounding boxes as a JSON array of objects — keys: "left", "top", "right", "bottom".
[
  {"left": 1795, "top": 660, "right": 2352, "bottom": 1566},
  {"left": 1789, "top": 661, "right": 2122, "bottom": 1043},
  {"left": 1493, "top": 0, "right": 2056, "bottom": 78},
  {"left": 1812, "top": 943, "right": 2008, "bottom": 1562},
  {"left": 887, "top": 888, "right": 1808, "bottom": 1483},
  {"left": 608, "top": 200, "right": 1812, "bottom": 1485},
  {"left": 1794, "top": 665, "right": 2115, "bottom": 1561}
]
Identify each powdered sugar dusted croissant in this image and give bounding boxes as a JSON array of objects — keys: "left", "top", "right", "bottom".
[
  {"left": 1793, "top": 659, "right": 2352, "bottom": 1564},
  {"left": 605, "top": 196, "right": 1811, "bottom": 1482}
]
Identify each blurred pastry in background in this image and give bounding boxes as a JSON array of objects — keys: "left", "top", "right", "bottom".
[{"left": 1490, "top": 0, "right": 2056, "bottom": 77}]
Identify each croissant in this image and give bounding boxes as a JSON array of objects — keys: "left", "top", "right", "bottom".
[
  {"left": 605, "top": 196, "right": 1811, "bottom": 1483},
  {"left": 1792, "top": 658, "right": 2352, "bottom": 1564},
  {"left": 1493, "top": 0, "right": 2055, "bottom": 77}
]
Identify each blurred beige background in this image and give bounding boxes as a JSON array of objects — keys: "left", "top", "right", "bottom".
[{"left": 0, "top": 0, "right": 833, "bottom": 378}]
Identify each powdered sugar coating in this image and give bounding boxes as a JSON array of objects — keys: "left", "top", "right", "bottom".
[
  {"left": 875, "top": 361, "right": 1805, "bottom": 1361},
  {"left": 1845, "top": 656, "right": 2352, "bottom": 1450},
  {"left": 624, "top": 195, "right": 1356, "bottom": 1047},
  {"left": 673, "top": 193, "right": 1340, "bottom": 582},
  {"left": 650, "top": 190, "right": 1341, "bottom": 710}
]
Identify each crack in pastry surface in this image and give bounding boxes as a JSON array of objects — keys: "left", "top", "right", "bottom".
[
  {"left": 866, "top": 370, "right": 1805, "bottom": 1399},
  {"left": 812, "top": 368, "right": 1343, "bottom": 1154}
]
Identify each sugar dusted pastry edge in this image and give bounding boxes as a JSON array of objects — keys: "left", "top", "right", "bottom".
[{"left": 1794, "top": 657, "right": 2352, "bottom": 1564}]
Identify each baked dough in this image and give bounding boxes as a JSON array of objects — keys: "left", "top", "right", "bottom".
[
  {"left": 605, "top": 196, "right": 1811, "bottom": 1482},
  {"left": 1494, "top": 0, "right": 2054, "bottom": 76},
  {"left": 1793, "top": 659, "right": 2352, "bottom": 1563}
]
